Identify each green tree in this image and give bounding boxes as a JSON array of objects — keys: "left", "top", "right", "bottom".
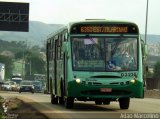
[
  {"left": 153, "top": 61, "right": 160, "bottom": 79},
  {"left": 0, "top": 55, "right": 13, "bottom": 79},
  {"left": 25, "top": 51, "right": 46, "bottom": 75},
  {"left": 15, "top": 51, "right": 24, "bottom": 59}
]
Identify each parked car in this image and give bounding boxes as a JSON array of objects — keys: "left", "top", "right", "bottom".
[
  {"left": 19, "top": 80, "right": 34, "bottom": 93},
  {"left": 10, "top": 81, "right": 18, "bottom": 91},
  {"left": 33, "top": 81, "right": 43, "bottom": 93},
  {"left": 2, "top": 81, "right": 12, "bottom": 91},
  {"left": 42, "top": 83, "right": 49, "bottom": 94}
]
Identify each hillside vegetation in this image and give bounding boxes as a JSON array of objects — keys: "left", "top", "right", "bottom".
[{"left": 0, "top": 21, "right": 63, "bottom": 47}]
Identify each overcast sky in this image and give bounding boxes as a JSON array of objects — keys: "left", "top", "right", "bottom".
[{"left": 0, "top": 0, "right": 160, "bottom": 35}]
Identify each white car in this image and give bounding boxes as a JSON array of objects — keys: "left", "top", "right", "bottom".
[
  {"left": 2, "top": 82, "right": 12, "bottom": 91},
  {"left": 10, "top": 81, "right": 18, "bottom": 91}
]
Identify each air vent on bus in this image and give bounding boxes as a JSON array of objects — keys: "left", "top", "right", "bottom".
[
  {"left": 110, "top": 82, "right": 119, "bottom": 85},
  {"left": 92, "top": 82, "right": 102, "bottom": 85}
]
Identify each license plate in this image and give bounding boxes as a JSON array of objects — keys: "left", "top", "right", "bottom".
[{"left": 100, "top": 88, "right": 112, "bottom": 92}]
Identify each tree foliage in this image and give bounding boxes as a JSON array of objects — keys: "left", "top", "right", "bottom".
[
  {"left": 0, "top": 39, "right": 46, "bottom": 77},
  {"left": 25, "top": 50, "right": 46, "bottom": 75},
  {"left": 0, "top": 40, "right": 27, "bottom": 53},
  {"left": 153, "top": 61, "right": 160, "bottom": 79},
  {"left": 0, "top": 55, "right": 13, "bottom": 79},
  {"left": 15, "top": 45, "right": 41, "bottom": 59}
]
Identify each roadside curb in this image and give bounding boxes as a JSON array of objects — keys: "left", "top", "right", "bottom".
[{"left": 17, "top": 96, "right": 70, "bottom": 119}]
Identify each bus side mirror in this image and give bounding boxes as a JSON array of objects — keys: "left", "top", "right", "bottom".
[
  {"left": 65, "top": 32, "right": 68, "bottom": 41},
  {"left": 141, "top": 39, "right": 147, "bottom": 57},
  {"left": 144, "top": 44, "right": 148, "bottom": 56}
]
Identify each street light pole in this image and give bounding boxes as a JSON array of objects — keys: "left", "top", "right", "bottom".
[
  {"left": 145, "top": 0, "right": 149, "bottom": 44},
  {"left": 30, "top": 60, "right": 31, "bottom": 75},
  {"left": 144, "top": 0, "right": 149, "bottom": 90},
  {"left": 22, "top": 48, "right": 25, "bottom": 80}
]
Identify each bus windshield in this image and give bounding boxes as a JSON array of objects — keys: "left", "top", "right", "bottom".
[{"left": 71, "top": 37, "right": 137, "bottom": 71}]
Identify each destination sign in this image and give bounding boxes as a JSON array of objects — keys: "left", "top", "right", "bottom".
[
  {"left": 80, "top": 26, "right": 128, "bottom": 33},
  {"left": 71, "top": 23, "right": 138, "bottom": 34}
]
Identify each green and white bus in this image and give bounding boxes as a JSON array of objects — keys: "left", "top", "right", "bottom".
[{"left": 46, "top": 20, "right": 147, "bottom": 109}]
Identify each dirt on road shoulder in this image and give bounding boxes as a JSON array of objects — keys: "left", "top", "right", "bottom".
[
  {"left": 144, "top": 89, "right": 160, "bottom": 99},
  {"left": 1, "top": 97, "right": 48, "bottom": 119}
]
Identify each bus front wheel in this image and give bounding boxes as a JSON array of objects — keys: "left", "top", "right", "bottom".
[
  {"left": 95, "top": 100, "right": 102, "bottom": 105},
  {"left": 103, "top": 99, "right": 110, "bottom": 105},
  {"left": 65, "top": 97, "right": 74, "bottom": 109},
  {"left": 51, "top": 94, "right": 58, "bottom": 104},
  {"left": 59, "top": 97, "right": 64, "bottom": 104},
  {"left": 119, "top": 98, "right": 130, "bottom": 109}
]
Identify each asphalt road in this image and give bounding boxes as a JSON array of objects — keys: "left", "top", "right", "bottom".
[{"left": 1, "top": 91, "right": 160, "bottom": 119}]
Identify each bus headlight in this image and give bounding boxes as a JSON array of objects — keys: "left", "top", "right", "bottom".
[
  {"left": 130, "top": 79, "right": 135, "bottom": 83},
  {"left": 75, "top": 78, "right": 81, "bottom": 83}
]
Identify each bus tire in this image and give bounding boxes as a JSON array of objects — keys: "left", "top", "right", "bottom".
[
  {"left": 119, "top": 98, "right": 130, "bottom": 109},
  {"left": 65, "top": 97, "right": 74, "bottom": 109},
  {"left": 95, "top": 100, "right": 102, "bottom": 105},
  {"left": 103, "top": 100, "right": 110, "bottom": 105},
  {"left": 51, "top": 94, "right": 58, "bottom": 104},
  {"left": 59, "top": 80, "right": 64, "bottom": 104},
  {"left": 59, "top": 97, "right": 64, "bottom": 104}
]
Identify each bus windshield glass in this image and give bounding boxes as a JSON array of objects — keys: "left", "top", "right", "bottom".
[{"left": 71, "top": 37, "right": 137, "bottom": 71}]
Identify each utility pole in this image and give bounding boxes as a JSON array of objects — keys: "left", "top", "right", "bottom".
[
  {"left": 22, "top": 48, "right": 25, "bottom": 80},
  {"left": 30, "top": 60, "right": 31, "bottom": 75},
  {"left": 22, "top": 40, "right": 27, "bottom": 80},
  {"left": 145, "top": 0, "right": 149, "bottom": 44},
  {"left": 144, "top": 0, "right": 149, "bottom": 90}
]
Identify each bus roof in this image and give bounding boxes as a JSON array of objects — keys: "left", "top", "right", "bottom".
[
  {"left": 47, "top": 26, "right": 68, "bottom": 40},
  {"left": 47, "top": 19, "right": 139, "bottom": 40},
  {"left": 68, "top": 19, "right": 138, "bottom": 27}
]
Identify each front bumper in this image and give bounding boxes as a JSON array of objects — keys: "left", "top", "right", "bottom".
[
  {"left": 19, "top": 86, "right": 34, "bottom": 92},
  {"left": 67, "top": 80, "right": 143, "bottom": 98}
]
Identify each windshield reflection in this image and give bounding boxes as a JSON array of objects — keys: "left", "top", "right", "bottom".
[{"left": 71, "top": 37, "right": 137, "bottom": 71}]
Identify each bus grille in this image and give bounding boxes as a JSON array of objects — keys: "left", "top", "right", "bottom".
[{"left": 81, "top": 90, "right": 131, "bottom": 96}]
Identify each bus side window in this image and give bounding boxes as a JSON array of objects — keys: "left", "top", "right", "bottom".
[
  {"left": 58, "top": 38, "right": 61, "bottom": 60},
  {"left": 55, "top": 38, "right": 59, "bottom": 60},
  {"left": 48, "top": 40, "right": 52, "bottom": 61},
  {"left": 61, "top": 34, "right": 64, "bottom": 59},
  {"left": 57, "top": 34, "right": 63, "bottom": 60},
  {"left": 51, "top": 38, "right": 54, "bottom": 60},
  {"left": 64, "top": 31, "right": 68, "bottom": 41}
]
